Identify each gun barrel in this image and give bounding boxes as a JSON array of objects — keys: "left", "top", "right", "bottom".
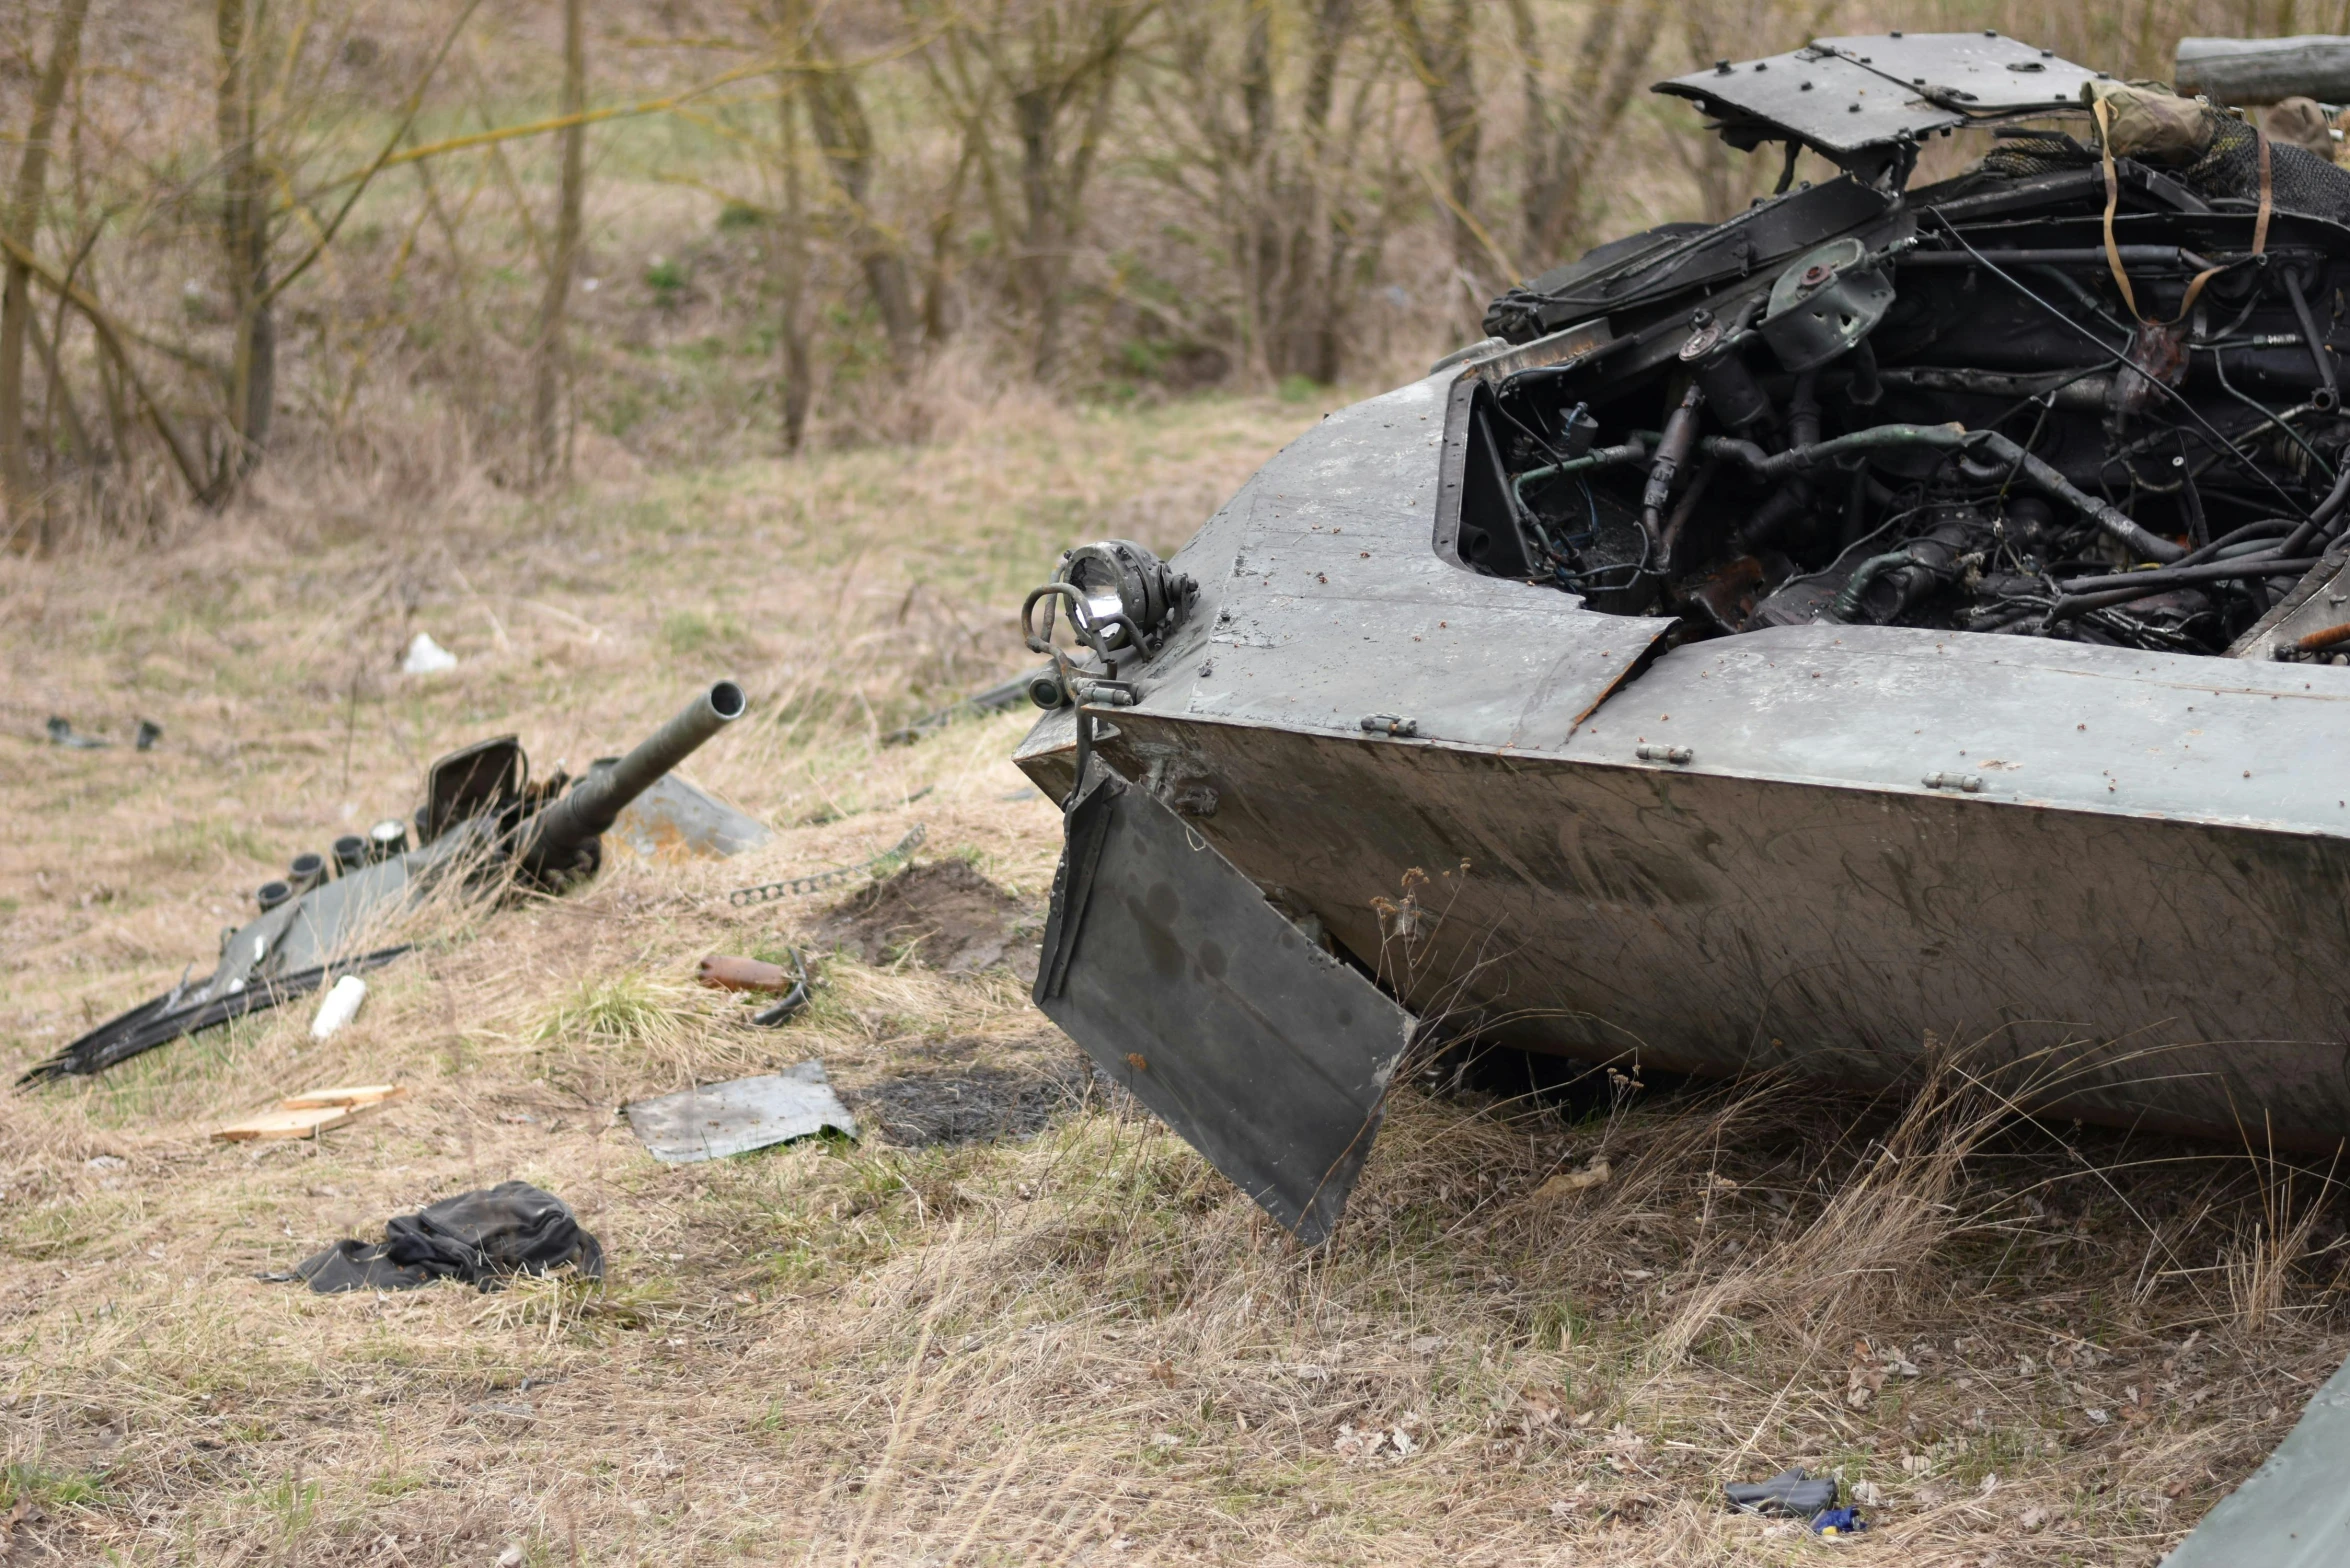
[{"left": 518, "top": 680, "right": 746, "bottom": 874}]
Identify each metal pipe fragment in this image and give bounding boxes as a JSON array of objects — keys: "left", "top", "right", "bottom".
[
  {"left": 514, "top": 680, "right": 747, "bottom": 878},
  {"left": 1641, "top": 383, "right": 1706, "bottom": 555},
  {"left": 1699, "top": 423, "right": 2187, "bottom": 563}
]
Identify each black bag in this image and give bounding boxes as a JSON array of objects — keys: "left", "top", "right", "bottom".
[{"left": 294, "top": 1181, "right": 604, "bottom": 1293}]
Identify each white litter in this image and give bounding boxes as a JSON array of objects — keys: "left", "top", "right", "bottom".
[
  {"left": 310, "top": 974, "right": 369, "bottom": 1039},
  {"left": 401, "top": 632, "right": 458, "bottom": 675}
]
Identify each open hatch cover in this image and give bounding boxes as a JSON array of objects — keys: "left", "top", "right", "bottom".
[{"left": 1656, "top": 33, "right": 2104, "bottom": 170}]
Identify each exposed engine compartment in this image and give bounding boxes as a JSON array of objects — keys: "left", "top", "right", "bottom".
[{"left": 1448, "top": 49, "right": 2350, "bottom": 660}]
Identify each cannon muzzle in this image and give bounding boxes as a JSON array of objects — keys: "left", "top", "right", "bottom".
[{"left": 516, "top": 680, "right": 747, "bottom": 877}]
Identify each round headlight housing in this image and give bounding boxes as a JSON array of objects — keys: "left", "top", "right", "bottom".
[{"left": 1056, "top": 540, "right": 1194, "bottom": 661}]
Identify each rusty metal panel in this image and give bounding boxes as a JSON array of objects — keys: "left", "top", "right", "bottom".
[{"left": 1033, "top": 769, "right": 1415, "bottom": 1243}]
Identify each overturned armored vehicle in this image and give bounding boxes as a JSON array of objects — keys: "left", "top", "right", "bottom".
[{"left": 1014, "top": 32, "right": 2350, "bottom": 1249}]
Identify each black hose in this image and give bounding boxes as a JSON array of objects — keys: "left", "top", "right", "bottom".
[
  {"left": 1699, "top": 423, "right": 2185, "bottom": 563},
  {"left": 2282, "top": 269, "right": 2339, "bottom": 412},
  {"left": 1846, "top": 339, "right": 1883, "bottom": 407},
  {"left": 2280, "top": 467, "right": 2350, "bottom": 558},
  {"left": 2057, "top": 555, "right": 2317, "bottom": 594},
  {"left": 1642, "top": 383, "right": 1706, "bottom": 558},
  {"left": 1787, "top": 370, "right": 1822, "bottom": 451},
  {"left": 749, "top": 948, "right": 812, "bottom": 1026},
  {"left": 1828, "top": 550, "right": 1917, "bottom": 622},
  {"left": 2172, "top": 520, "right": 2293, "bottom": 567}
]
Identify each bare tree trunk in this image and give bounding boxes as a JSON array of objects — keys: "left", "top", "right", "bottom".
[
  {"left": 1004, "top": 2, "right": 1146, "bottom": 382},
  {"left": 1514, "top": 0, "right": 1663, "bottom": 264},
  {"left": 1, "top": 0, "right": 91, "bottom": 549},
  {"left": 1012, "top": 83, "right": 1064, "bottom": 379},
  {"left": 799, "top": 32, "right": 923, "bottom": 365},
  {"left": 531, "top": 0, "right": 586, "bottom": 486},
  {"left": 776, "top": 80, "right": 813, "bottom": 453},
  {"left": 1389, "top": 0, "right": 1480, "bottom": 279},
  {"left": 1267, "top": 0, "right": 1355, "bottom": 382},
  {"left": 215, "top": 0, "right": 274, "bottom": 494},
  {"left": 922, "top": 130, "right": 978, "bottom": 348}
]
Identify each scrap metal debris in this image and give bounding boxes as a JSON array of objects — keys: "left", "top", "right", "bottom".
[
  {"left": 1471, "top": 59, "right": 2350, "bottom": 655},
  {"left": 20, "top": 681, "right": 746, "bottom": 1086},
  {"left": 289, "top": 1181, "right": 603, "bottom": 1292},
  {"left": 882, "top": 665, "right": 1061, "bottom": 745},
  {"left": 18, "top": 947, "right": 413, "bottom": 1085},
  {"left": 607, "top": 773, "right": 773, "bottom": 861},
  {"left": 44, "top": 715, "right": 156, "bottom": 749},
  {"left": 624, "top": 1062, "right": 857, "bottom": 1164},
  {"left": 695, "top": 949, "right": 811, "bottom": 1025},
  {"left": 696, "top": 954, "right": 796, "bottom": 992}
]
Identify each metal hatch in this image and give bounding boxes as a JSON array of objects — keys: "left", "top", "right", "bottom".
[
  {"left": 1656, "top": 33, "right": 2102, "bottom": 168},
  {"left": 1032, "top": 768, "right": 1415, "bottom": 1244}
]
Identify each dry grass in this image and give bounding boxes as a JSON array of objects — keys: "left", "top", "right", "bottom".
[{"left": 4, "top": 392, "right": 2350, "bottom": 1566}]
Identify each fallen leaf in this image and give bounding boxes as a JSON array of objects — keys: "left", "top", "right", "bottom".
[
  {"left": 1847, "top": 1365, "right": 1889, "bottom": 1409},
  {"left": 1532, "top": 1159, "right": 1611, "bottom": 1200}
]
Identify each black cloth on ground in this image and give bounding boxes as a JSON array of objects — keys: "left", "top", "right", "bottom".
[{"left": 293, "top": 1181, "right": 604, "bottom": 1293}]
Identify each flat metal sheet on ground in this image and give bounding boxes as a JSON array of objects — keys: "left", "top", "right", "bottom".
[
  {"left": 1033, "top": 772, "right": 1414, "bottom": 1243},
  {"left": 625, "top": 1062, "right": 856, "bottom": 1164},
  {"left": 2161, "top": 1351, "right": 2350, "bottom": 1566},
  {"left": 610, "top": 773, "right": 774, "bottom": 861}
]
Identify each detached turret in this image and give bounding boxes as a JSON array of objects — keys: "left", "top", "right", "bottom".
[
  {"left": 20, "top": 680, "right": 751, "bottom": 1085},
  {"left": 513, "top": 681, "right": 746, "bottom": 881}
]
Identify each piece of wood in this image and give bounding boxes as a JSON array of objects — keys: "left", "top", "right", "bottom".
[
  {"left": 211, "top": 1082, "right": 406, "bottom": 1140},
  {"left": 2176, "top": 36, "right": 2350, "bottom": 105},
  {"left": 277, "top": 1083, "right": 407, "bottom": 1109},
  {"left": 213, "top": 1104, "right": 352, "bottom": 1142}
]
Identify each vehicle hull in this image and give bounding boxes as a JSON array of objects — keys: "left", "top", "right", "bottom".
[
  {"left": 1015, "top": 368, "right": 2350, "bottom": 1150},
  {"left": 1044, "top": 708, "right": 2350, "bottom": 1147}
]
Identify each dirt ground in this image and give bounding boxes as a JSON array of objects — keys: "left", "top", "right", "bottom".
[{"left": 4, "top": 393, "right": 2348, "bottom": 1566}]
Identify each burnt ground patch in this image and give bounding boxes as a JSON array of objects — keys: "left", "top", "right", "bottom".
[
  {"left": 814, "top": 859, "right": 1039, "bottom": 976},
  {"left": 846, "top": 1055, "right": 1101, "bottom": 1147}
]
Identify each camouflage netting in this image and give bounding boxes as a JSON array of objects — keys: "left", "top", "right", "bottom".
[
  {"left": 1974, "top": 98, "right": 2350, "bottom": 226},
  {"left": 2182, "top": 115, "right": 2350, "bottom": 224}
]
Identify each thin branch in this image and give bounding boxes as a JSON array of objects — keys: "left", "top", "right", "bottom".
[
  {"left": 0, "top": 228, "right": 209, "bottom": 500},
  {"left": 258, "top": 0, "right": 485, "bottom": 309}
]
